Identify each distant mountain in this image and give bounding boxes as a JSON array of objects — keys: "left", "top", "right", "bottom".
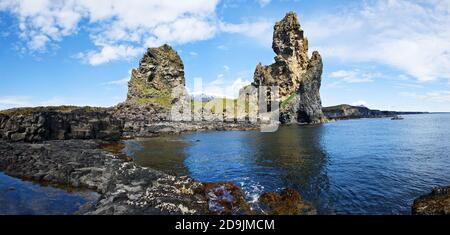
[
  {"left": 323, "top": 104, "right": 428, "bottom": 120},
  {"left": 190, "top": 93, "right": 216, "bottom": 102}
]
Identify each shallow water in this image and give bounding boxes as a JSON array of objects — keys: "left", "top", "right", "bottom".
[
  {"left": 0, "top": 172, "right": 98, "bottom": 215},
  {"left": 123, "top": 114, "right": 450, "bottom": 215}
]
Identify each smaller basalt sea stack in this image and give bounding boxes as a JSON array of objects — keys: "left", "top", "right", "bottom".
[
  {"left": 126, "top": 44, "right": 185, "bottom": 108},
  {"left": 245, "top": 12, "right": 325, "bottom": 124},
  {"left": 115, "top": 44, "right": 186, "bottom": 123}
]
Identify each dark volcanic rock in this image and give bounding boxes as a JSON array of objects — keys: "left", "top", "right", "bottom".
[
  {"left": 322, "top": 104, "right": 379, "bottom": 120},
  {"left": 259, "top": 188, "right": 316, "bottom": 215},
  {"left": 0, "top": 107, "right": 122, "bottom": 142},
  {"left": 0, "top": 140, "right": 208, "bottom": 215},
  {"left": 126, "top": 44, "right": 185, "bottom": 108},
  {"left": 248, "top": 11, "right": 325, "bottom": 124},
  {"left": 412, "top": 186, "right": 450, "bottom": 215}
]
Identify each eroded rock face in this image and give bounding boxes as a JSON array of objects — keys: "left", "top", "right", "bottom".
[
  {"left": 249, "top": 12, "right": 325, "bottom": 124},
  {"left": 0, "top": 108, "right": 122, "bottom": 142},
  {"left": 126, "top": 44, "right": 185, "bottom": 108}
]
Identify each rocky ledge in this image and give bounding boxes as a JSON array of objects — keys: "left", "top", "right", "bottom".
[
  {"left": 0, "top": 139, "right": 208, "bottom": 214},
  {"left": 0, "top": 106, "right": 123, "bottom": 142},
  {"left": 0, "top": 139, "right": 314, "bottom": 215},
  {"left": 0, "top": 105, "right": 257, "bottom": 143},
  {"left": 412, "top": 186, "right": 450, "bottom": 215}
]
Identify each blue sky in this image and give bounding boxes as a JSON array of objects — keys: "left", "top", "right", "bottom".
[{"left": 0, "top": 0, "right": 450, "bottom": 112}]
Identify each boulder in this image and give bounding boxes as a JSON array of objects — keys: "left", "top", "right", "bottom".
[
  {"left": 259, "top": 188, "right": 316, "bottom": 215},
  {"left": 202, "top": 182, "right": 252, "bottom": 215},
  {"left": 412, "top": 186, "right": 450, "bottom": 215}
]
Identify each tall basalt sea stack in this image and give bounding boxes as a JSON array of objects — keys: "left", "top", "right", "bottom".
[{"left": 249, "top": 11, "right": 325, "bottom": 124}]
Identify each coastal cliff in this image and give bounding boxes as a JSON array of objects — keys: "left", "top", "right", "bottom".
[
  {"left": 322, "top": 104, "right": 428, "bottom": 120},
  {"left": 0, "top": 107, "right": 122, "bottom": 142}
]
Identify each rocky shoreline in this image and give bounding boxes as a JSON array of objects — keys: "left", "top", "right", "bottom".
[
  {"left": 0, "top": 139, "right": 316, "bottom": 215},
  {"left": 0, "top": 139, "right": 207, "bottom": 214}
]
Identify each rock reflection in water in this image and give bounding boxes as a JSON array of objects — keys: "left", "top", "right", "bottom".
[
  {"left": 123, "top": 127, "right": 331, "bottom": 213},
  {"left": 244, "top": 126, "right": 331, "bottom": 213}
]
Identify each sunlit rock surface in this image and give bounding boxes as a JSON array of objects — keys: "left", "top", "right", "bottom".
[
  {"left": 247, "top": 12, "right": 325, "bottom": 124},
  {"left": 412, "top": 186, "right": 450, "bottom": 215}
]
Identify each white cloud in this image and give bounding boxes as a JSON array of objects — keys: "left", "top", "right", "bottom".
[
  {"left": 0, "top": 0, "right": 82, "bottom": 51},
  {"left": 102, "top": 77, "right": 130, "bottom": 86},
  {"left": 219, "top": 20, "right": 273, "bottom": 46},
  {"left": 399, "top": 90, "right": 450, "bottom": 103},
  {"left": 329, "top": 69, "right": 378, "bottom": 83},
  {"left": 257, "top": 0, "right": 271, "bottom": 7},
  {"left": 425, "top": 91, "right": 450, "bottom": 103},
  {"left": 190, "top": 77, "right": 252, "bottom": 98},
  {"left": 0, "top": 96, "right": 31, "bottom": 109},
  {"left": 223, "top": 65, "right": 230, "bottom": 71},
  {"left": 0, "top": 96, "right": 67, "bottom": 109},
  {"left": 189, "top": 51, "right": 199, "bottom": 56},
  {"left": 217, "top": 45, "right": 228, "bottom": 50},
  {"left": 303, "top": 0, "right": 450, "bottom": 82},
  {"left": 0, "top": 95, "right": 119, "bottom": 110},
  {"left": 351, "top": 100, "right": 368, "bottom": 107},
  {"left": 0, "top": 0, "right": 219, "bottom": 63},
  {"left": 0, "top": 0, "right": 278, "bottom": 65},
  {"left": 102, "top": 70, "right": 132, "bottom": 86},
  {"left": 77, "top": 44, "right": 143, "bottom": 66}
]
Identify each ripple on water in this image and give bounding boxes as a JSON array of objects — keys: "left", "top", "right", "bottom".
[
  {"left": 0, "top": 172, "right": 99, "bottom": 215},
  {"left": 122, "top": 114, "right": 450, "bottom": 215}
]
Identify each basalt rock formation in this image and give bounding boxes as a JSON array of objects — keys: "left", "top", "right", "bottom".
[
  {"left": 0, "top": 107, "right": 122, "bottom": 142},
  {"left": 0, "top": 139, "right": 261, "bottom": 215},
  {"left": 247, "top": 12, "right": 325, "bottom": 124},
  {"left": 412, "top": 186, "right": 450, "bottom": 215}
]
